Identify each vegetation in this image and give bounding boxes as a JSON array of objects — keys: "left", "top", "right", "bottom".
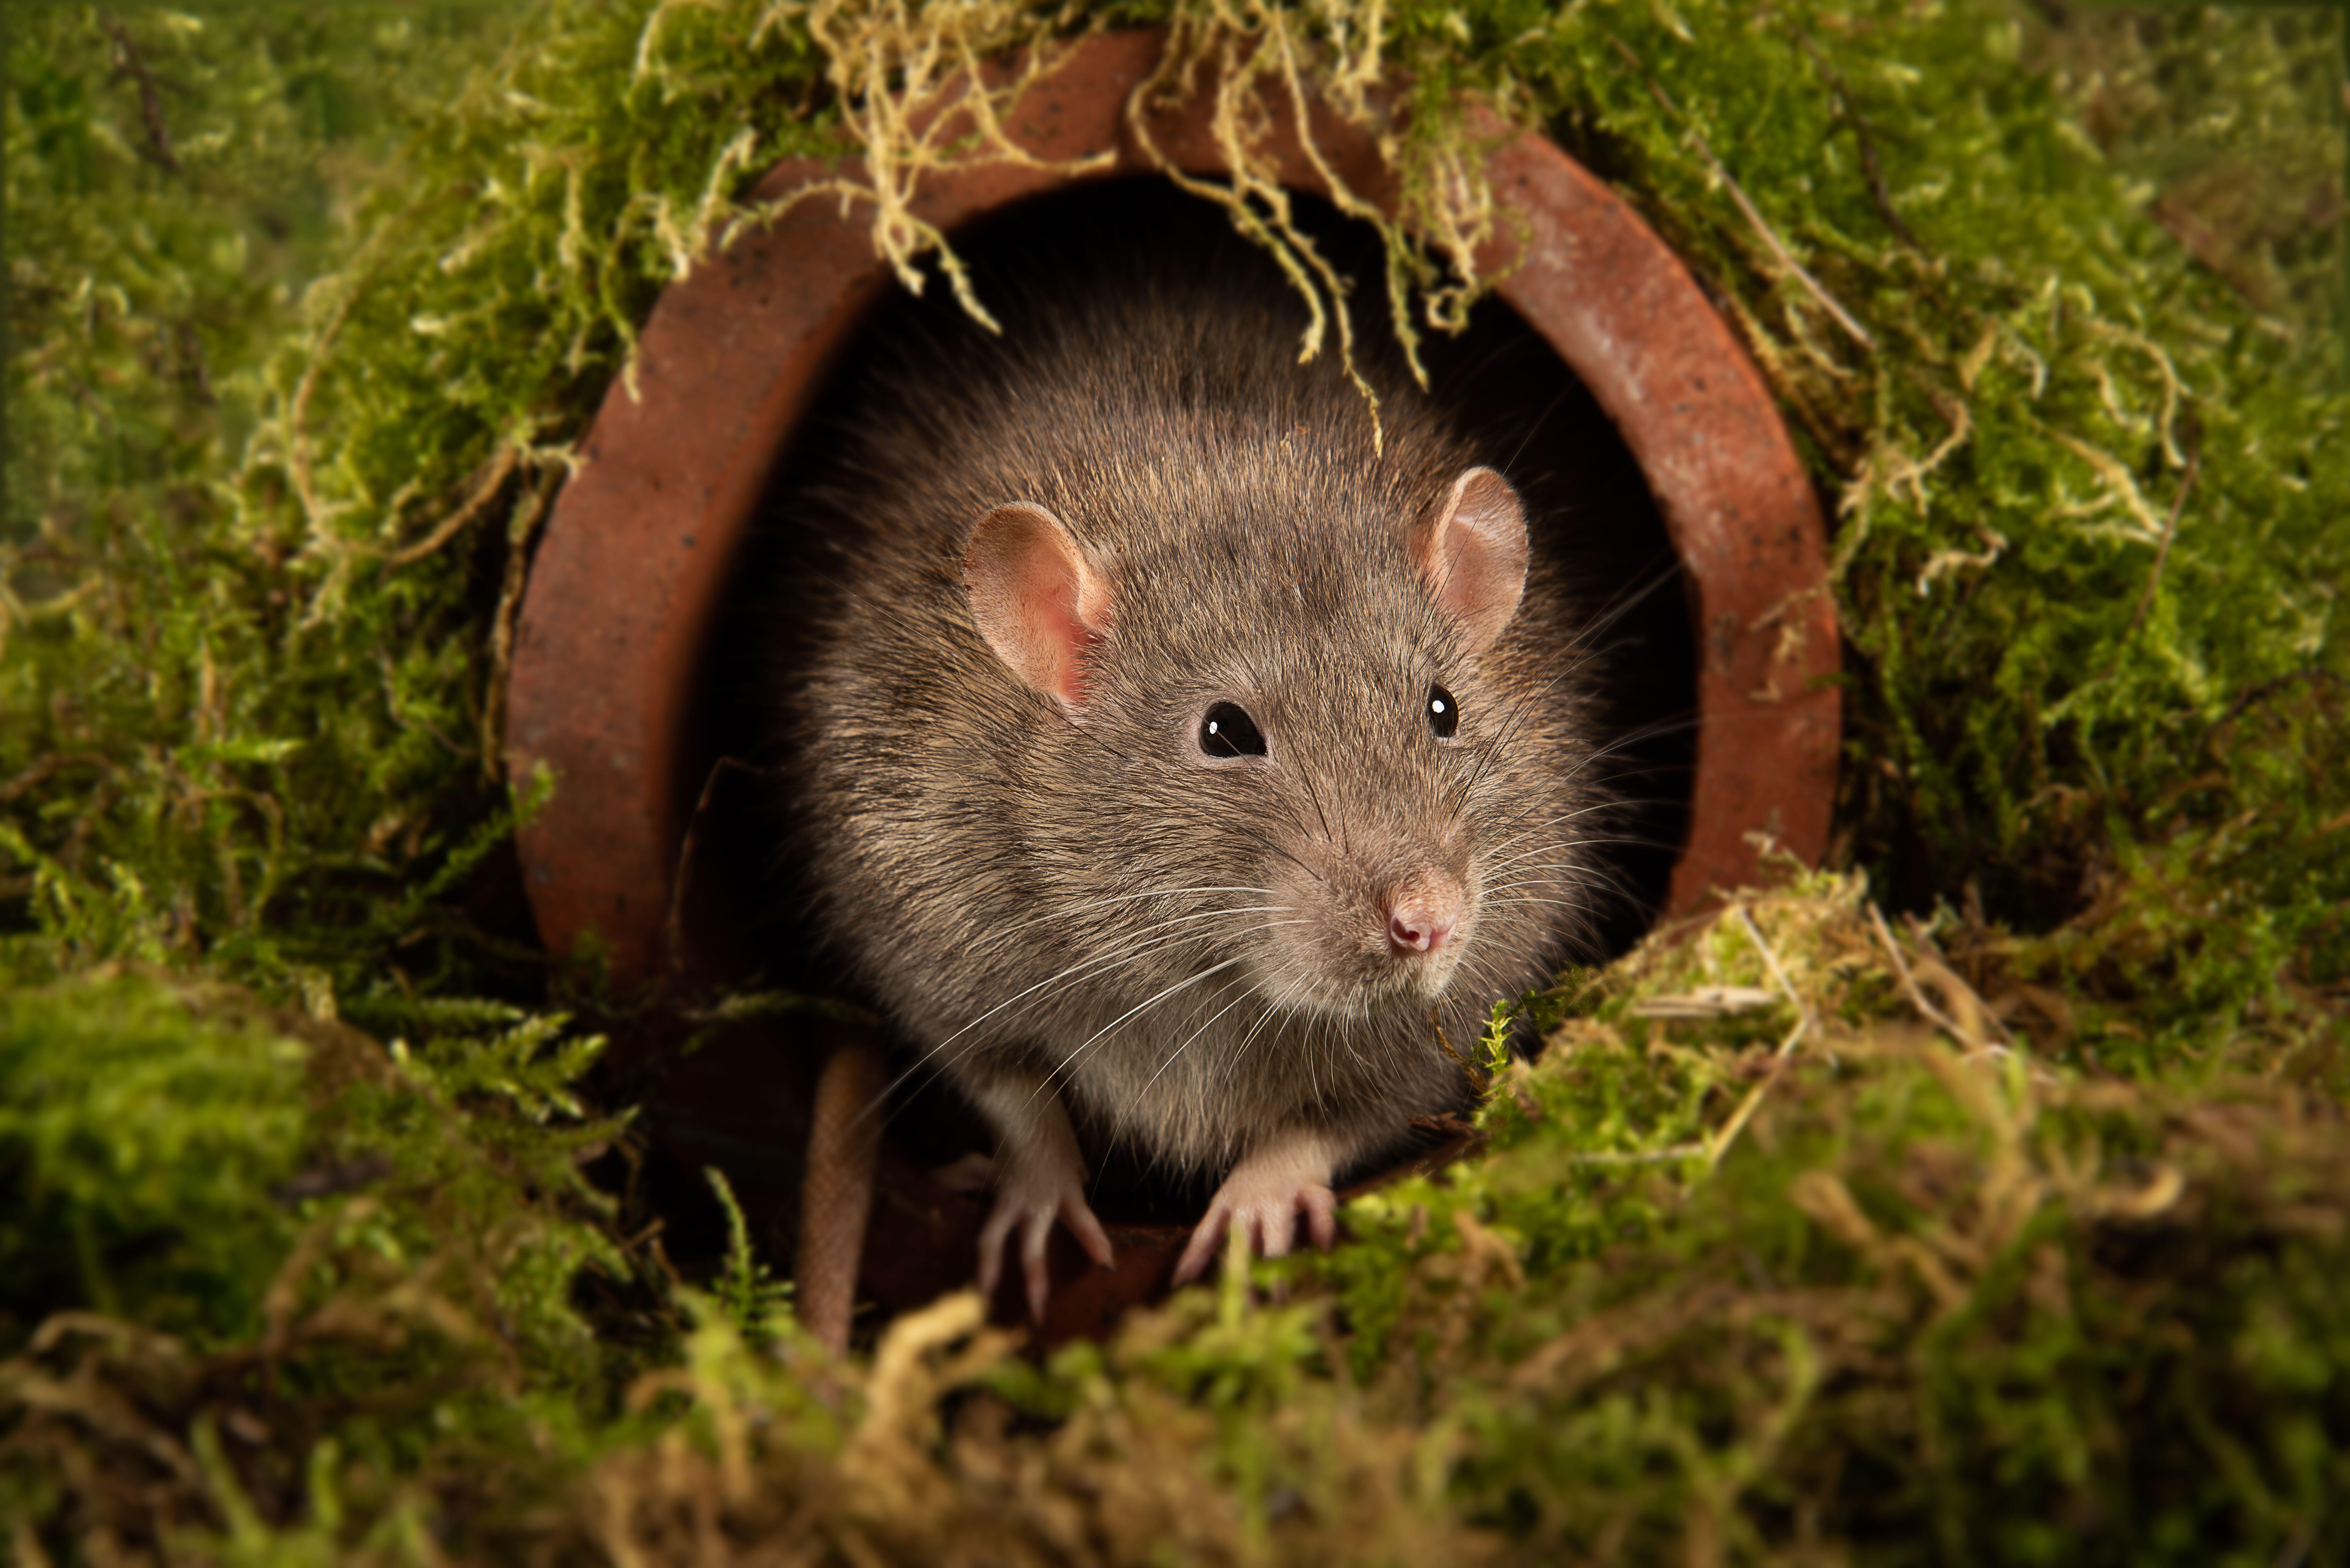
[{"left": 4, "top": 1, "right": 2343, "bottom": 1561}]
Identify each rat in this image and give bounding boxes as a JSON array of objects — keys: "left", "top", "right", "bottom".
[{"left": 774, "top": 196, "right": 1606, "bottom": 1318}]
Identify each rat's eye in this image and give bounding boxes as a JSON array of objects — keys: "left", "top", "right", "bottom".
[
  {"left": 1199, "top": 702, "right": 1268, "bottom": 759},
  {"left": 1426, "top": 685, "right": 1461, "bottom": 739}
]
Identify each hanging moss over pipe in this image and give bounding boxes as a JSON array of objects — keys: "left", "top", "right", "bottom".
[{"left": 4, "top": 0, "right": 2346, "bottom": 1561}]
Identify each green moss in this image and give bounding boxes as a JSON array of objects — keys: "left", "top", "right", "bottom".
[
  {"left": 0, "top": 966, "right": 644, "bottom": 1555},
  {"left": 0, "top": 976, "right": 309, "bottom": 1349},
  {"left": 1410, "top": 1041, "right": 2350, "bottom": 1564}
]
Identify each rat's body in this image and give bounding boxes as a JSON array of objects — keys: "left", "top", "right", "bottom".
[{"left": 778, "top": 208, "right": 1603, "bottom": 1309}]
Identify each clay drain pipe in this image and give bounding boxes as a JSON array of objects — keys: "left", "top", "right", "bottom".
[{"left": 504, "top": 29, "right": 1840, "bottom": 1350}]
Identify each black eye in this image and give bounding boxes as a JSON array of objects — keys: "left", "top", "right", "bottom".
[
  {"left": 1426, "top": 685, "right": 1460, "bottom": 739},
  {"left": 1199, "top": 702, "right": 1267, "bottom": 759}
]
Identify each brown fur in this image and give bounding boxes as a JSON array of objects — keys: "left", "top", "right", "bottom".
[{"left": 778, "top": 221, "right": 1601, "bottom": 1185}]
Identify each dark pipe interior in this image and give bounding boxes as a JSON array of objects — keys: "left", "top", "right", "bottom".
[{"left": 641, "top": 177, "right": 1695, "bottom": 1264}]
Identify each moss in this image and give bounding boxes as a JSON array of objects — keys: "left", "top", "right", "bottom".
[
  {"left": 0, "top": 976, "right": 310, "bottom": 1350},
  {"left": 4, "top": 0, "right": 2347, "bottom": 1561},
  {"left": 1304, "top": 877, "right": 2350, "bottom": 1563},
  {"left": 0, "top": 966, "right": 641, "bottom": 1557}
]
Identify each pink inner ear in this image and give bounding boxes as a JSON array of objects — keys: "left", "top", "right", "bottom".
[
  {"left": 964, "top": 503, "right": 1112, "bottom": 716},
  {"left": 1413, "top": 467, "right": 1530, "bottom": 657}
]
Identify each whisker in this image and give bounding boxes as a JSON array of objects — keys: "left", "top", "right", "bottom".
[
  {"left": 1219, "top": 971, "right": 1308, "bottom": 1087},
  {"left": 1493, "top": 861, "right": 1639, "bottom": 904},
  {"left": 1451, "top": 659, "right": 1588, "bottom": 810},
  {"left": 1133, "top": 978, "right": 1261, "bottom": 1104},
  {"left": 1238, "top": 827, "right": 1328, "bottom": 886},
  {"left": 1477, "top": 833, "right": 1624, "bottom": 876},
  {"left": 1040, "top": 917, "right": 1315, "bottom": 1094},
  {"left": 859, "top": 903, "right": 1299, "bottom": 1122},
  {"left": 1449, "top": 576, "right": 1692, "bottom": 810},
  {"left": 1480, "top": 839, "right": 1679, "bottom": 883},
  {"left": 1298, "top": 761, "right": 1337, "bottom": 847},
  {"left": 1482, "top": 894, "right": 1598, "bottom": 913},
  {"left": 1476, "top": 798, "right": 1624, "bottom": 848},
  {"left": 1027, "top": 956, "right": 1253, "bottom": 1111},
  {"left": 968, "top": 884, "right": 1282, "bottom": 952}
]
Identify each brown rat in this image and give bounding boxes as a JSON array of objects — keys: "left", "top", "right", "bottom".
[{"left": 775, "top": 198, "right": 1606, "bottom": 1315}]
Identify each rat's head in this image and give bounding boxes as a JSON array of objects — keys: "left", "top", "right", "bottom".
[{"left": 961, "top": 440, "right": 1594, "bottom": 1026}]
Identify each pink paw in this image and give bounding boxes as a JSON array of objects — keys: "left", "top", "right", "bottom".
[
  {"left": 975, "top": 1142, "right": 1115, "bottom": 1321},
  {"left": 1171, "top": 1129, "right": 1341, "bottom": 1286}
]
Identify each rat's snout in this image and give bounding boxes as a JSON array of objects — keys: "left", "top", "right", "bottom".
[
  {"left": 1251, "top": 809, "right": 1479, "bottom": 1014},
  {"left": 1384, "top": 874, "right": 1465, "bottom": 957}
]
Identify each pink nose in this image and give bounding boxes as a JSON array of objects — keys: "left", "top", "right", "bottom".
[{"left": 1386, "top": 881, "right": 1463, "bottom": 955}]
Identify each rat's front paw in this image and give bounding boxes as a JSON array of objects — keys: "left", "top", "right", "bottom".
[
  {"left": 1172, "top": 1127, "right": 1341, "bottom": 1285},
  {"left": 976, "top": 1141, "right": 1115, "bottom": 1321}
]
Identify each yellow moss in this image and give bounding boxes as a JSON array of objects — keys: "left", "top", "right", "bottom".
[{"left": 700, "top": 0, "right": 1512, "bottom": 451}]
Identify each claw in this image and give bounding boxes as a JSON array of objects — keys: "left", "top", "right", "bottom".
[
  {"left": 1171, "top": 1125, "right": 1342, "bottom": 1286},
  {"left": 1021, "top": 1204, "right": 1054, "bottom": 1322},
  {"left": 966, "top": 1082, "right": 1114, "bottom": 1319}
]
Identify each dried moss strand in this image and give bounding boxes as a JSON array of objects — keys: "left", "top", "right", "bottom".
[{"left": 383, "top": 446, "right": 521, "bottom": 569}]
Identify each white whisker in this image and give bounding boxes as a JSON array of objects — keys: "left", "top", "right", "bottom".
[
  {"left": 1027, "top": 956, "right": 1252, "bottom": 1111},
  {"left": 1039, "top": 914, "right": 1314, "bottom": 1098},
  {"left": 1134, "top": 979, "right": 1261, "bottom": 1103},
  {"left": 970, "top": 884, "right": 1281, "bottom": 953},
  {"left": 864, "top": 902, "right": 1298, "bottom": 1119}
]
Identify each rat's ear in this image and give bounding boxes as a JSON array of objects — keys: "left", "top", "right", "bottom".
[
  {"left": 964, "top": 502, "right": 1114, "bottom": 718},
  {"left": 1411, "top": 466, "right": 1528, "bottom": 657}
]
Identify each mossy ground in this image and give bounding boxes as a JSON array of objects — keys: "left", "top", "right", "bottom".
[{"left": 4, "top": 2, "right": 2346, "bottom": 1562}]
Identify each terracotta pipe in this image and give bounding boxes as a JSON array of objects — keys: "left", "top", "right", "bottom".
[{"left": 505, "top": 27, "right": 1839, "bottom": 1343}]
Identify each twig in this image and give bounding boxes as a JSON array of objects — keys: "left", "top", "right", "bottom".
[
  {"left": 1705, "top": 1073, "right": 1784, "bottom": 1171},
  {"left": 1735, "top": 905, "right": 1813, "bottom": 1054},
  {"left": 285, "top": 255, "right": 375, "bottom": 540},
  {"left": 1610, "top": 36, "right": 1874, "bottom": 351},
  {"left": 1901, "top": 913, "right": 2020, "bottom": 1052},
  {"left": 277, "top": 195, "right": 443, "bottom": 574},
  {"left": 1706, "top": 905, "right": 1818, "bottom": 1169},
  {"left": 97, "top": 12, "right": 179, "bottom": 172},
  {"left": 1789, "top": 26, "right": 1917, "bottom": 248},
  {"left": 1867, "top": 902, "right": 1967, "bottom": 1043},
  {"left": 0, "top": 752, "right": 111, "bottom": 805},
  {"left": 1572, "top": 1144, "right": 1709, "bottom": 1166}
]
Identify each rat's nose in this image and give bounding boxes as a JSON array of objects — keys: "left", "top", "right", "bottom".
[{"left": 1385, "top": 878, "right": 1463, "bottom": 956}]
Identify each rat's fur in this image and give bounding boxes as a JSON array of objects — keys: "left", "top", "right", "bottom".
[{"left": 777, "top": 206, "right": 1603, "bottom": 1196}]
